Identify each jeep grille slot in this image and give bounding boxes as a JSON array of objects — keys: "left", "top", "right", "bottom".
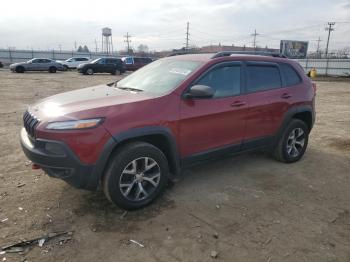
[{"left": 23, "top": 111, "right": 39, "bottom": 138}]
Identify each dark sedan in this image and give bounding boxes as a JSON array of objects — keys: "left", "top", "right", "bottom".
[{"left": 77, "top": 58, "right": 126, "bottom": 75}]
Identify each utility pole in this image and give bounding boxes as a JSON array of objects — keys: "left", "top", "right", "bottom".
[
  {"left": 95, "top": 39, "right": 98, "bottom": 53},
  {"left": 251, "top": 29, "right": 259, "bottom": 50},
  {"left": 58, "top": 44, "right": 62, "bottom": 53},
  {"left": 185, "top": 22, "right": 190, "bottom": 51},
  {"left": 124, "top": 32, "right": 132, "bottom": 54},
  {"left": 74, "top": 41, "right": 77, "bottom": 51},
  {"left": 325, "top": 22, "right": 335, "bottom": 57},
  {"left": 316, "top": 36, "right": 322, "bottom": 57}
]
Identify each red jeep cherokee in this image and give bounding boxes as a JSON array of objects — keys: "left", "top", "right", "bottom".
[{"left": 20, "top": 52, "right": 316, "bottom": 210}]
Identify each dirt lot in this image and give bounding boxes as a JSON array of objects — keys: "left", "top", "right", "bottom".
[{"left": 0, "top": 70, "right": 349, "bottom": 262}]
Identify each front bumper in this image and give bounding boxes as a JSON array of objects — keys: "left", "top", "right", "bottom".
[{"left": 20, "top": 128, "right": 96, "bottom": 190}]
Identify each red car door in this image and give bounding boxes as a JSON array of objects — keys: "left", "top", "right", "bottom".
[
  {"left": 241, "top": 61, "right": 285, "bottom": 148},
  {"left": 179, "top": 62, "right": 247, "bottom": 158}
]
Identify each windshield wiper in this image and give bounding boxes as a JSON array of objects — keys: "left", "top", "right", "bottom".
[{"left": 116, "top": 86, "right": 143, "bottom": 92}]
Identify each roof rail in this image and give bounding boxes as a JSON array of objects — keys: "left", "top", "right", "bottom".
[{"left": 211, "top": 51, "right": 287, "bottom": 59}]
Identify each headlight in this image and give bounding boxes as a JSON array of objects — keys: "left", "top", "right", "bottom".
[{"left": 46, "top": 118, "right": 103, "bottom": 130}]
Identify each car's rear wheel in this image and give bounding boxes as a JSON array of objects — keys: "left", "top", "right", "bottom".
[
  {"left": 111, "top": 69, "right": 120, "bottom": 75},
  {"left": 15, "top": 66, "right": 25, "bottom": 73},
  {"left": 273, "top": 119, "right": 309, "bottom": 163},
  {"left": 103, "top": 142, "right": 169, "bottom": 210},
  {"left": 49, "top": 66, "right": 57, "bottom": 73},
  {"left": 86, "top": 68, "right": 94, "bottom": 75}
]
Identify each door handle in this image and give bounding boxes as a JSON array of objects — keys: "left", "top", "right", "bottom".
[
  {"left": 231, "top": 101, "right": 246, "bottom": 107},
  {"left": 281, "top": 93, "right": 292, "bottom": 99}
]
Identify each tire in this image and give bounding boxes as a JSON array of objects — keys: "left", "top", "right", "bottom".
[
  {"left": 273, "top": 119, "right": 309, "bottom": 163},
  {"left": 15, "top": 66, "right": 25, "bottom": 73},
  {"left": 86, "top": 68, "right": 94, "bottom": 75},
  {"left": 111, "top": 69, "right": 120, "bottom": 75},
  {"left": 103, "top": 142, "right": 169, "bottom": 210},
  {"left": 49, "top": 67, "right": 57, "bottom": 73},
  {"left": 63, "top": 65, "right": 68, "bottom": 71}
]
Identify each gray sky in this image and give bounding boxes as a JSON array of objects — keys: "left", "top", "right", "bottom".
[{"left": 0, "top": 0, "right": 349, "bottom": 52}]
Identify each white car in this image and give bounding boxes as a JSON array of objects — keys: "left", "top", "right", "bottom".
[{"left": 56, "top": 57, "right": 90, "bottom": 70}]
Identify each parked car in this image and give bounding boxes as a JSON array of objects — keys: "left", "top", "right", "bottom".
[
  {"left": 77, "top": 57, "right": 126, "bottom": 75},
  {"left": 0, "top": 61, "right": 3, "bottom": 68},
  {"left": 121, "top": 56, "right": 153, "bottom": 71},
  {"left": 10, "top": 58, "right": 64, "bottom": 73},
  {"left": 20, "top": 52, "right": 316, "bottom": 210},
  {"left": 57, "top": 57, "right": 90, "bottom": 70}
]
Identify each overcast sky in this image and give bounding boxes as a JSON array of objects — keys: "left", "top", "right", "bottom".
[{"left": 0, "top": 0, "right": 349, "bottom": 52}]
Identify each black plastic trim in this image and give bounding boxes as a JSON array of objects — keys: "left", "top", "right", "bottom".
[{"left": 20, "top": 128, "right": 95, "bottom": 189}]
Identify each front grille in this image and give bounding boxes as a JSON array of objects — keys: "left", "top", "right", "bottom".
[{"left": 23, "top": 110, "right": 39, "bottom": 138}]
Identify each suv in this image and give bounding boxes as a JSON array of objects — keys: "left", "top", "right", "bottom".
[
  {"left": 57, "top": 57, "right": 90, "bottom": 70},
  {"left": 121, "top": 56, "right": 153, "bottom": 71},
  {"left": 20, "top": 53, "right": 316, "bottom": 210},
  {"left": 77, "top": 57, "right": 126, "bottom": 75}
]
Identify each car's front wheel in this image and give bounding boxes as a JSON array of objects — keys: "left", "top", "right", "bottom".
[
  {"left": 273, "top": 119, "right": 309, "bottom": 163},
  {"left": 15, "top": 66, "right": 25, "bottom": 73},
  {"left": 86, "top": 68, "right": 94, "bottom": 75},
  {"left": 103, "top": 142, "right": 169, "bottom": 210}
]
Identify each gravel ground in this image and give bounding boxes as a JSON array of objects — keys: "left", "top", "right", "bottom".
[{"left": 0, "top": 70, "right": 349, "bottom": 262}]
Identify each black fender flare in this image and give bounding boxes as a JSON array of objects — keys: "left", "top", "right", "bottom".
[
  {"left": 86, "top": 126, "right": 180, "bottom": 190},
  {"left": 275, "top": 105, "right": 314, "bottom": 144}
]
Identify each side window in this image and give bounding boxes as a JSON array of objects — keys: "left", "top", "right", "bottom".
[
  {"left": 134, "top": 58, "right": 142, "bottom": 63},
  {"left": 246, "top": 65, "right": 282, "bottom": 93},
  {"left": 197, "top": 66, "right": 241, "bottom": 98},
  {"left": 279, "top": 63, "right": 302, "bottom": 86},
  {"left": 142, "top": 58, "right": 152, "bottom": 64},
  {"left": 76, "top": 58, "right": 87, "bottom": 61}
]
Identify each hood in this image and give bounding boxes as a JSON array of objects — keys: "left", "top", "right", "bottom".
[
  {"left": 77, "top": 62, "right": 91, "bottom": 68},
  {"left": 29, "top": 84, "right": 154, "bottom": 121},
  {"left": 10, "top": 62, "right": 26, "bottom": 67}
]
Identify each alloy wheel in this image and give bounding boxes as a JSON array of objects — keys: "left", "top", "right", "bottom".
[
  {"left": 119, "top": 157, "right": 161, "bottom": 201},
  {"left": 286, "top": 127, "right": 305, "bottom": 157}
]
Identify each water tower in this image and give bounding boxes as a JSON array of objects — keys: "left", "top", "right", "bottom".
[{"left": 102, "top": 27, "right": 113, "bottom": 54}]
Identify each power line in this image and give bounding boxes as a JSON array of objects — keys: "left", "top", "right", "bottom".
[
  {"left": 124, "top": 32, "right": 132, "bottom": 54},
  {"left": 325, "top": 22, "right": 335, "bottom": 57}
]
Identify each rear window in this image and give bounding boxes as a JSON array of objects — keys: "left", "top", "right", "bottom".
[
  {"left": 246, "top": 65, "right": 282, "bottom": 93},
  {"left": 279, "top": 63, "right": 302, "bottom": 86},
  {"left": 124, "top": 57, "right": 133, "bottom": 64}
]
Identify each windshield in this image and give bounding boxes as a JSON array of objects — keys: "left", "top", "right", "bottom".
[
  {"left": 116, "top": 59, "right": 201, "bottom": 95},
  {"left": 91, "top": 58, "right": 100, "bottom": 64}
]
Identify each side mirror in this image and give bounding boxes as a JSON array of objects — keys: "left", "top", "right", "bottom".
[{"left": 184, "top": 85, "right": 215, "bottom": 99}]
